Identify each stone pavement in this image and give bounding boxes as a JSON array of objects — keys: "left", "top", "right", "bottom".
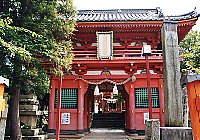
[
  {"left": 48, "top": 129, "right": 145, "bottom": 140},
  {"left": 81, "top": 129, "right": 129, "bottom": 140}
]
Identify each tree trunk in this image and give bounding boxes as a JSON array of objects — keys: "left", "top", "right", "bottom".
[
  {"left": 9, "top": 87, "right": 22, "bottom": 140},
  {"left": 9, "top": 58, "right": 22, "bottom": 140}
]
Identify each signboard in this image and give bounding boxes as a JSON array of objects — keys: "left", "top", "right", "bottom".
[
  {"left": 97, "top": 32, "right": 113, "bottom": 59},
  {"left": 61, "top": 113, "right": 70, "bottom": 124},
  {"left": 144, "top": 112, "right": 149, "bottom": 124}
]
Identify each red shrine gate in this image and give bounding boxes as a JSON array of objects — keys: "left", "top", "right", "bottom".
[{"left": 47, "top": 8, "right": 198, "bottom": 134}]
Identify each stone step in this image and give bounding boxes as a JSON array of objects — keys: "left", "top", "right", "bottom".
[
  {"left": 21, "top": 128, "right": 45, "bottom": 136},
  {"left": 47, "top": 133, "right": 84, "bottom": 139},
  {"left": 19, "top": 95, "right": 39, "bottom": 105},
  {"left": 20, "top": 104, "right": 38, "bottom": 111},
  {"left": 91, "top": 113, "right": 125, "bottom": 129}
]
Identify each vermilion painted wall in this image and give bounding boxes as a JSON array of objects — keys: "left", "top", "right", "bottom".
[
  {"left": 53, "top": 109, "right": 78, "bottom": 130},
  {"left": 48, "top": 74, "right": 164, "bottom": 133}
]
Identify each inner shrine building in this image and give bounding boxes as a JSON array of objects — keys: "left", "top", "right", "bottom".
[{"left": 48, "top": 7, "right": 199, "bottom": 134}]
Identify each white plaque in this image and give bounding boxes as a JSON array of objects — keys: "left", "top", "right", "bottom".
[
  {"left": 97, "top": 32, "right": 113, "bottom": 59},
  {"left": 61, "top": 113, "right": 70, "bottom": 124},
  {"left": 144, "top": 112, "right": 149, "bottom": 124},
  {"left": 142, "top": 45, "right": 152, "bottom": 55}
]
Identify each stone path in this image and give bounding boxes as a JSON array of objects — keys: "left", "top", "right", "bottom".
[
  {"left": 81, "top": 129, "right": 129, "bottom": 140},
  {"left": 48, "top": 129, "right": 145, "bottom": 140}
]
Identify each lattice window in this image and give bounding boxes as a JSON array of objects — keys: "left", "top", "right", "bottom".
[
  {"left": 54, "top": 88, "right": 78, "bottom": 109},
  {"left": 135, "top": 88, "right": 159, "bottom": 108}
]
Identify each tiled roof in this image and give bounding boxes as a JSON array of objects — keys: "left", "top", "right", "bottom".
[{"left": 76, "top": 7, "right": 199, "bottom": 22}]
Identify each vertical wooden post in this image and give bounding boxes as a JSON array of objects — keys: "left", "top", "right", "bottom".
[
  {"left": 161, "top": 21, "right": 183, "bottom": 126},
  {"left": 146, "top": 55, "right": 152, "bottom": 119},
  {"left": 158, "top": 79, "right": 164, "bottom": 127},
  {"left": 77, "top": 80, "right": 84, "bottom": 132},
  {"left": 129, "top": 83, "right": 136, "bottom": 130},
  {"left": 56, "top": 76, "right": 62, "bottom": 140},
  {"left": 87, "top": 92, "right": 91, "bottom": 130},
  {"left": 48, "top": 79, "right": 55, "bottom": 129},
  {"left": 84, "top": 91, "right": 88, "bottom": 130}
]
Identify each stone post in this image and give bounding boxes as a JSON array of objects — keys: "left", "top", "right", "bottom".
[
  {"left": 161, "top": 21, "right": 183, "bottom": 126},
  {"left": 145, "top": 119, "right": 160, "bottom": 140},
  {"left": 0, "top": 93, "right": 8, "bottom": 140}
]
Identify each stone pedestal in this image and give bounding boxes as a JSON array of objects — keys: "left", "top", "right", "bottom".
[
  {"left": 19, "top": 95, "right": 47, "bottom": 139},
  {"left": 145, "top": 119, "right": 160, "bottom": 140},
  {"left": 160, "top": 127, "right": 193, "bottom": 140},
  {"left": 19, "top": 95, "right": 40, "bottom": 129}
]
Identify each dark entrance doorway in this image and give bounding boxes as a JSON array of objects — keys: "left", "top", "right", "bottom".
[{"left": 88, "top": 82, "right": 127, "bottom": 129}]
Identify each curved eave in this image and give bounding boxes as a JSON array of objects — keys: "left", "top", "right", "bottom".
[
  {"left": 164, "top": 10, "right": 199, "bottom": 21},
  {"left": 76, "top": 20, "right": 163, "bottom": 24},
  {"left": 75, "top": 21, "right": 164, "bottom": 29},
  {"left": 176, "top": 18, "right": 198, "bottom": 26}
]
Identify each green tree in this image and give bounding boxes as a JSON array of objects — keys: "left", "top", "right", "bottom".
[
  {"left": 0, "top": 17, "right": 51, "bottom": 139},
  {"left": 179, "top": 30, "right": 200, "bottom": 74},
  {"left": 0, "top": 0, "right": 76, "bottom": 139}
]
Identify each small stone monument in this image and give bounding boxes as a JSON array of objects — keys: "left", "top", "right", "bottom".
[
  {"left": 19, "top": 95, "right": 47, "bottom": 139},
  {"left": 145, "top": 119, "right": 160, "bottom": 140}
]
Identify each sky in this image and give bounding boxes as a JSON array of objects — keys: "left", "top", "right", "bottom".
[{"left": 73, "top": 0, "right": 200, "bottom": 30}]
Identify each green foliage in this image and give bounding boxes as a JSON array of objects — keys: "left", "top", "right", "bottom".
[
  {"left": 179, "top": 30, "right": 200, "bottom": 74},
  {"left": 20, "top": 0, "right": 76, "bottom": 75},
  {"left": 0, "top": 0, "right": 77, "bottom": 94},
  {"left": 0, "top": 17, "right": 51, "bottom": 95}
]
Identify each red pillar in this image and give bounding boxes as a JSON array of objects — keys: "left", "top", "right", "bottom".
[
  {"left": 48, "top": 79, "right": 56, "bottom": 129},
  {"left": 145, "top": 55, "right": 153, "bottom": 119},
  {"left": 87, "top": 91, "right": 91, "bottom": 129},
  {"left": 158, "top": 79, "right": 165, "bottom": 126},
  {"left": 56, "top": 76, "right": 62, "bottom": 140},
  {"left": 124, "top": 92, "right": 129, "bottom": 129},
  {"left": 129, "top": 83, "right": 136, "bottom": 130},
  {"left": 77, "top": 80, "right": 84, "bottom": 131},
  {"left": 84, "top": 92, "right": 88, "bottom": 130}
]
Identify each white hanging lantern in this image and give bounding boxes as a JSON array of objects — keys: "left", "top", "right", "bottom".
[
  {"left": 113, "top": 84, "right": 118, "bottom": 95},
  {"left": 94, "top": 85, "right": 100, "bottom": 95},
  {"left": 110, "top": 92, "right": 114, "bottom": 99}
]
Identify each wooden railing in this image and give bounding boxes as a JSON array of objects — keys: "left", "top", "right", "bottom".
[{"left": 72, "top": 48, "right": 163, "bottom": 59}]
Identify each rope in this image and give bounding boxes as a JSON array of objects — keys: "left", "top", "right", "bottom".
[{"left": 73, "top": 75, "right": 136, "bottom": 85}]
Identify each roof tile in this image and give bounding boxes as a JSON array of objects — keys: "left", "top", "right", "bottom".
[{"left": 76, "top": 8, "right": 199, "bottom": 22}]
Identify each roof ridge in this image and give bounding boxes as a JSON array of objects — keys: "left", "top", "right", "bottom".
[{"left": 78, "top": 8, "right": 159, "bottom": 14}]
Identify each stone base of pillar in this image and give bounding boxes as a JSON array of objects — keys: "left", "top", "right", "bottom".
[
  {"left": 145, "top": 119, "right": 160, "bottom": 140},
  {"left": 125, "top": 129, "right": 145, "bottom": 135},
  {"left": 160, "top": 127, "right": 192, "bottom": 140},
  {"left": 47, "top": 128, "right": 89, "bottom": 135}
]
